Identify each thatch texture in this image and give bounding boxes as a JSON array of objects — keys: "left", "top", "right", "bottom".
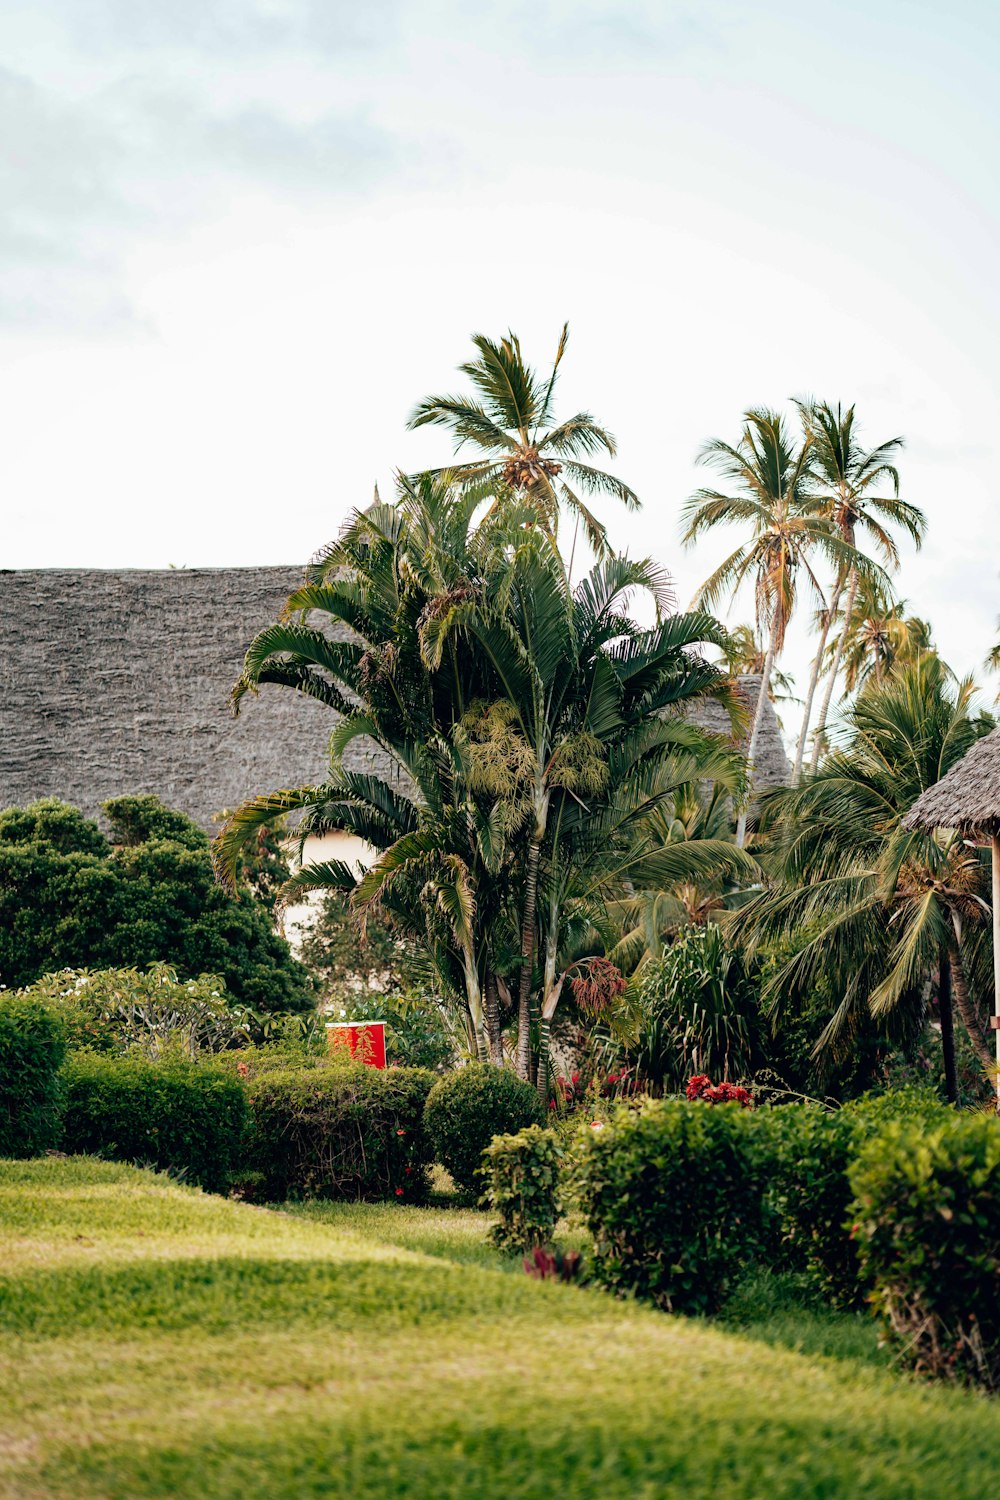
[
  {"left": 902, "top": 726, "right": 1000, "bottom": 836},
  {"left": 0, "top": 568, "right": 788, "bottom": 829}
]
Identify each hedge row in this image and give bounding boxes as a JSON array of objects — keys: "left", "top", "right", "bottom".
[{"left": 0, "top": 998, "right": 541, "bottom": 1203}]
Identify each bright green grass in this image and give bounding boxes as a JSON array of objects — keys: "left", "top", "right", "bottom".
[{"left": 2, "top": 1158, "right": 999, "bottom": 1500}]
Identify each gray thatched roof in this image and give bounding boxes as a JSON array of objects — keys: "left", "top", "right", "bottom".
[
  {"left": 0, "top": 568, "right": 788, "bottom": 830},
  {"left": 903, "top": 726, "right": 1000, "bottom": 837}
]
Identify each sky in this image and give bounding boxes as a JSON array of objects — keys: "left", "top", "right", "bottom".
[{"left": 3, "top": 0, "right": 999, "bottom": 727}]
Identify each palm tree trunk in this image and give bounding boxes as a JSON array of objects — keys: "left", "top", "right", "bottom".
[
  {"left": 536, "top": 1015, "right": 551, "bottom": 1107},
  {"left": 484, "top": 970, "right": 504, "bottom": 1067},
  {"left": 810, "top": 567, "right": 858, "bottom": 772},
  {"left": 938, "top": 950, "right": 958, "bottom": 1105},
  {"left": 793, "top": 572, "right": 845, "bottom": 785},
  {"left": 948, "top": 925, "right": 993, "bottom": 1072},
  {"left": 516, "top": 836, "right": 542, "bottom": 1080},
  {"left": 735, "top": 610, "right": 779, "bottom": 849}
]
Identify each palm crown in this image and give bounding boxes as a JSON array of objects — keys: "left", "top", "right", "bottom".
[{"left": 407, "top": 324, "right": 640, "bottom": 556}]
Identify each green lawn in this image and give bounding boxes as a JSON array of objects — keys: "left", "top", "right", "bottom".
[{"left": 2, "top": 1159, "right": 998, "bottom": 1499}]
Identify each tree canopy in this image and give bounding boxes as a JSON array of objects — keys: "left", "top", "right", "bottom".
[{"left": 0, "top": 795, "right": 313, "bottom": 1014}]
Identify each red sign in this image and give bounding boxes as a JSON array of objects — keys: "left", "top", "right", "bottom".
[{"left": 326, "top": 1021, "right": 387, "bottom": 1068}]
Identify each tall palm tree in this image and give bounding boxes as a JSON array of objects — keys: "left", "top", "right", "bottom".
[
  {"left": 735, "top": 657, "right": 995, "bottom": 1099},
  {"left": 797, "top": 401, "right": 923, "bottom": 779},
  {"left": 407, "top": 325, "right": 640, "bottom": 556},
  {"left": 682, "top": 407, "right": 863, "bottom": 846}
]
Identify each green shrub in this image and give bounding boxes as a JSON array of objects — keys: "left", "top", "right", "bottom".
[
  {"left": 423, "top": 1065, "right": 545, "bottom": 1195},
  {"left": 572, "top": 1097, "right": 763, "bottom": 1314},
  {"left": 628, "top": 925, "right": 759, "bottom": 1093},
  {"left": 483, "top": 1125, "right": 563, "bottom": 1252},
  {"left": 60, "top": 1052, "right": 246, "bottom": 1192},
  {"left": 755, "top": 1088, "right": 949, "bottom": 1306},
  {"left": 248, "top": 1063, "right": 435, "bottom": 1201},
  {"left": 0, "top": 995, "right": 66, "bottom": 1156},
  {"left": 21, "top": 965, "right": 256, "bottom": 1057},
  {"left": 851, "top": 1113, "right": 1000, "bottom": 1389}
]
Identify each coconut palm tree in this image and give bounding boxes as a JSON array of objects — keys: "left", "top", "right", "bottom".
[
  {"left": 682, "top": 407, "right": 865, "bottom": 846},
  {"left": 834, "top": 579, "right": 937, "bottom": 695},
  {"left": 735, "top": 656, "right": 995, "bottom": 1100},
  {"left": 797, "top": 401, "right": 924, "bottom": 778},
  {"left": 407, "top": 325, "right": 640, "bottom": 556}
]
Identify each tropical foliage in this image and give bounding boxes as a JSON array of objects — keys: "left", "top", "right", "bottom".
[
  {"left": 408, "top": 324, "right": 639, "bottom": 556},
  {"left": 734, "top": 658, "right": 995, "bottom": 1098},
  {"left": 218, "top": 472, "right": 754, "bottom": 1090}
]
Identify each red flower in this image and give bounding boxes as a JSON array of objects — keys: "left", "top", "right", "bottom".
[
  {"left": 396, "top": 1129, "right": 406, "bottom": 1136},
  {"left": 395, "top": 1187, "right": 404, "bottom": 1196}
]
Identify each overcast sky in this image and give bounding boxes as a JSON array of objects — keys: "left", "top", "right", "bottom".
[{"left": 3, "top": 0, "right": 998, "bottom": 720}]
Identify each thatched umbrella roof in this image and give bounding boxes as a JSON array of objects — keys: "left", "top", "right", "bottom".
[{"left": 903, "top": 726, "right": 1000, "bottom": 838}]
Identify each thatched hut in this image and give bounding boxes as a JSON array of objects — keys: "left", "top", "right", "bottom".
[{"left": 903, "top": 726, "right": 1000, "bottom": 1102}]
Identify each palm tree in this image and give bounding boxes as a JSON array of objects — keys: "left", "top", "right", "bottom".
[
  {"left": 834, "top": 579, "right": 936, "bottom": 695},
  {"left": 682, "top": 407, "right": 864, "bottom": 846},
  {"left": 407, "top": 325, "right": 640, "bottom": 556},
  {"left": 735, "top": 657, "right": 995, "bottom": 1099},
  {"left": 797, "top": 401, "right": 924, "bottom": 778},
  {"left": 217, "top": 477, "right": 754, "bottom": 1078}
]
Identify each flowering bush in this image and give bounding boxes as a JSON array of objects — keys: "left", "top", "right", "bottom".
[
  {"left": 685, "top": 1074, "right": 753, "bottom": 1107},
  {"left": 19, "top": 966, "right": 256, "bottom": 1058},
  {"left": 551, "top": 1067, "right": 638, "bottom": 1114}
]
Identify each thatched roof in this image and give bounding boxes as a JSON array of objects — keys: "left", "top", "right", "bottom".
[
  {"left": 902, "top": 726, "right": 1000, "bottom": 836},
  {"left": 0, "top": 568, "right": 788, "bottom": 830}
]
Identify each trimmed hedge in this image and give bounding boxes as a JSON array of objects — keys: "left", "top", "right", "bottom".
[
  {"left": 0, "top": 996, "right": 66, "bottom": 1156},
  {"left": 572, "top": 1098, "right": 764, "bottom": 1314},
  {"left": 756, "top": 1088, "right": 949, "bottom": 1306},
  {"left": 483, "top": 1125, "right": 563, "bottom": 1252},
  {"left": 851, "top": 1113, "right": 1000, "bottom": 1389},
  {"left": 60, "top": 1052, "right": 246, "bottom": 1192},
  {"left": 424, "top": 1065, "right": 545, "bottom": 1196},
  {"left": 247, "top": 1062, "right": 435, "bottom": 1201}
]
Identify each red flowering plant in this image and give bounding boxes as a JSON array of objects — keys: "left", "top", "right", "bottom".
[{"left": 686, "top": 1074, "right": 753, "bottom": 1108}]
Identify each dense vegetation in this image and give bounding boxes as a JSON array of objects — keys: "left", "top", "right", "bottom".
[{"left": 0, "top": 796, "right": 313, "bottom": 1015}]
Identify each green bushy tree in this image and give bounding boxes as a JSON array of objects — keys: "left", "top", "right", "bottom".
[{"left": 0, "top": 797, "right": 313, "bottom": 1015}]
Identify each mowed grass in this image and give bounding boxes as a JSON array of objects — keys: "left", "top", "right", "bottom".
[{"left": 2, "top": 1160, "right": 999, "bottom": 1500}]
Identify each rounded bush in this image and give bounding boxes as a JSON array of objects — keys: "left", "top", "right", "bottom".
[
  {"left": 0, "top": 995, "right": 66, "bottom": 1156},
  {"left": 423, "top": 1065, "right": 545, "bottom": 1195},
  {"left": 572, "top": 1097, "right": 765, "bottom": 1314}
]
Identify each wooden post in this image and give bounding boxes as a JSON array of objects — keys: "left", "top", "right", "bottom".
[{"left": 992, "top": 834, "right": 1000, "bottom": 1110}]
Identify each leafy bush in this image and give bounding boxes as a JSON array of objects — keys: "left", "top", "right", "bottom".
[
  {"left": 755, "top": 1088, "right": 949, "bottom": 1305},
  {"left": 627, "top": 925, "right": 759, "bottom": 1093},
  {"left": 0, "top": 796, "right": 313, "bottom": 1014},
  {"left": 60, "top": 1051, "right": 246, "bottom": 1192},
  {"left": 572, "top": 1097, "right": 763, "bottom": 1314},
  {"left": 423, "top": 1065, "right": 545, "bottom": 1195},
  {"left": 20, "top": 966, "right": 256, "bottom": 1057},
  {"left": 483, "top": 1125, "right": 563, "bottom": 1252},
  {"left": 248, "top": 1062, "right": 435, "bottom": 1201},
  {"left": 851, "top": 1113, "right": 1000, "bottom": 1388},
  {"left": 0, "top": 995, "right": 66, "bottom": 1156}
]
